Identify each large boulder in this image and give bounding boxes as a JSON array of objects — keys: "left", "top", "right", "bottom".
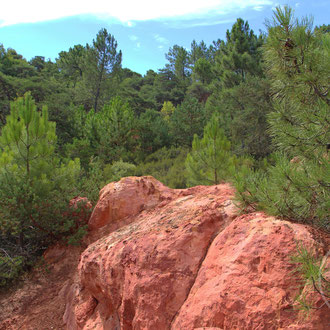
[
  {"left": 64, "top": 177, "right": 329, "bottom": 329},
  {"left": 65, "top": 179, "right": 237, "bottom": 329},
  {"left": 2, "top": 177, "right": 328, "bottom": 329},
  {"left": 86, "top": 176, "right": 179, "bottom": 243},
  {"left": 172, "top": 213, "right": 329, "bottom": 329}
]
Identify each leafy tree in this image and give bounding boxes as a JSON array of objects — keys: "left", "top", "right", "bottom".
[
  {"left": 116, "top": 74, "right": 150, "bottom": 115},
  {"left": 103, "top": 159, "right": 136, "bottom": 182},
  {"left": 152, "top": 68, "right": 185, "bottom": 109},
  {"left": 206, "top": 19, "right": 265, "bottom": 133},
  {"left": 230, "top": 78, "right": 273, "bottom": 158},
  {"left": 189, "top": 40, "right": 209, "bottom": 65},
  {"left": 206, "top": 76, "right": 273, "bottom": 158},
  {"left": 78, "top": 157, "right": 137, "bottom": 204},
  {"left": 290, "top": 244, "right": 330, "bottom": 314},
  {"left": 0, "top": 48, "right": 34, "bottom": 78},
  {"left": 187, "top": 81, "right": 211, "bottom": 103},
  {"left": 214, "top": 18, "right": 264, "bottom": 88},
  {"left": 192, "top": 57, "right": 213, "bottom": 84},
  {"left": 29, "top": 56, "right": 45, "bottom": 72},
  {"left": 186, "top": 115, "right": 237, "bottom": 186},
  {"left": 73, "top": 97, "right": 137, "bottom": 164}
]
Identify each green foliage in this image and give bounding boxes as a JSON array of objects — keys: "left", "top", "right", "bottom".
[
  {"left": 186, "top": 115, "right": 238, "bottom": 186},
  {"left": 234, "top": 7, "right": 329, "bottom": 231},
  {"left": 68, "top": 97, "right": 138, "bottom": 164},
  {"left": 290, "top": 243, "right": 329, "bottom": 316},
  {"left": 65, "top": 138, "right": 94, "bottom": 170},
  {"left": 79, "top": 157, "right": 137, "bottom": 204},
  {"left": 206, "top": 77, "right": 273, "bottom": 158},
  {"left": 57, "top": 45, "right": 85, "bottom": 87},
  {"left": 78, "top": 158, "right": 106, "bottom": 204},
  {"left": 212, "top": 18, "right": 264, "bottom": 90},
  {"left": 189, "top": 40, "right": 209, "bottom": 65},
  {"left": 166, "top": 45, "right": 190, "bottom": 80},
  {"left": 264, "top": 7, "right": 329, "bottom": 159},
  {"left": 136, "top": 147, "right": 188, "bottom": 188},
  {"left": 170, "top": 97, "right": 205, "bottom": 147},
  {"left": 137, "top": 109, "right": 171, "bottom": 159},
  {"left": 0, "top": 252, "right": 24, "bottom": 287},
  {"left": 153, "top": 68, "right": 186, "bottom": 109},
  {"left": 160, "top": 101, "right": 175, "bottom": 121},
  {"left": 234, "top": 153, "right": 329, "bottom": 228},
  {"left": 79, "top": 28, "right": 122, "bottom": 111},
  {"left": 192, "top": 58, "right": 213, "bottom": 84},
  {"left": 0, "top": 93, "right": 85, "bottom": 286},
  {"left": 104, "top": 159, "right": 136, "bottom": 182}
]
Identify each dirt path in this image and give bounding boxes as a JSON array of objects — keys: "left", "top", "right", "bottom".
[{"left": 0, "top": 245, "right": 84, "bottom": 330}]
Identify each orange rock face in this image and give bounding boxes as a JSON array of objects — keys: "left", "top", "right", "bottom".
[
  {"left": 1, "top": 177, "right": 328, "bottom": 330},
  {"left": 86, "top": 176, "right": 179, "bottom": 244},
  {"left": 172, "top": 214, "right": 329, "bottom": 329},
  {"left": 64, "top": 177, "right": 329, "bottom": 329}
]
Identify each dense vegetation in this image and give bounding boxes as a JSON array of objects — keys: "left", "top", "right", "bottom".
[{"left": 0, "top": 7, "right": 329, "bottom": 285}]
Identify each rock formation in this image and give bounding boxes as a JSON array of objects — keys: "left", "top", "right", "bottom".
[{"left": 0, "top": 176, "right": 329, "bottom": 329}]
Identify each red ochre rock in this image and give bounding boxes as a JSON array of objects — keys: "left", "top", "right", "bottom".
[
  {"left": 172, "top": 214, "right": 329, "bottom": 329},
  {"left": 1, "top": 177, "right": 328, "bottom": 330},
  {"left": 88, "top": 176, "right": 176, "bottom": 231},
  {"left": 64, "top": 177, "right": 329, "bottom": 329},
  {"left": 65, "top": 177, "right": 237, "bottom": 329}
]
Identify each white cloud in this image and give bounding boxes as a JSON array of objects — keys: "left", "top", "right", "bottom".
[
  {"left": 253, "top": 6, "right": 264, "bottom": 11},
  {"left": 168, "top": 18, "right": 235, "bottom": 28},
  {"left": 0, "top": 0, "right": 274, "bottom": 27},
  {"left": 136, "top": 42, "right": 141, "bottom": 48},
  {"left": 129, "top": 35, "right": 138, "bottom": 41},
  {"left": 153, "top": 34, "right": 169, "bottom": 44}
]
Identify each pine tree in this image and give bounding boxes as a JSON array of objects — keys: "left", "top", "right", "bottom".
[
  {"left": 165, "top": 45, "right": 190, "bottom": 80},
  {"left": 84, "top": 96, "right": 137, "bottom": 163},
  {"left": 185, "top": 115, "right": 236, "bottom": 186},
  {"left": 160, "top": 101, "right": 175, "bottom": 121},
  {"left": 234, "top": 6, "right": 330, "bottom": 230},
  {"left": 213, "top": 18, "right": 264, "bottom": 89},
  {"left": 82, "top": 29, "right": 122, "bottom": 111},
  {"left": 264, "top": 6, "right": 329, "bottom": 158},
  {"left": 170, "top": 97, "right": 205, "bottom": 147},
  {"left": 0, "top": 93, "right": 81, "bottom": 284}
]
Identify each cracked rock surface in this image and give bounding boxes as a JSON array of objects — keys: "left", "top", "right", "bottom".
[
  {"left": 64, "top": 177, "right": 237, "bottom": 329},
  {"left": 64, "top": 177, "right": 329, "bottom": 329},
  {"left": 1, "top": 176, "right": 328, "bottom": 329}
]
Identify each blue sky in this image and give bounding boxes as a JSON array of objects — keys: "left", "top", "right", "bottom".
[{"left": 0, "top": 0, "right": 328, "bottom": 75}]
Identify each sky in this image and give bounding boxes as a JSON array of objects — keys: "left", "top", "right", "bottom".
[{"left": 0, "top": 0, "right": 328, "bottom": 75}]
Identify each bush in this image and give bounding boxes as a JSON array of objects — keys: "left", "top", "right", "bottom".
[
  {"left": 80, "top": 157, "right": 137, "bottom": 203},
  {"left": 135, "top": 147, "right": 188, "bottom": 188}
]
